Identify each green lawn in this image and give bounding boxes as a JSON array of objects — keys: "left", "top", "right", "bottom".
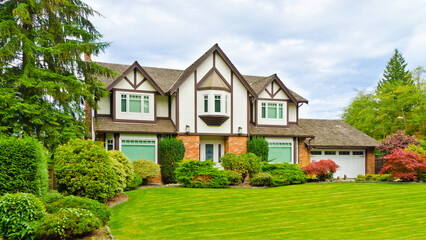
[{"left": 109, "top": 183, "right": 426, "bottom": 239}]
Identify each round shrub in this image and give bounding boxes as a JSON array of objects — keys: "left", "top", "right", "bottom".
[
  {"left": 0, "top": 137, "right": 48, "bottom": 197},
  {"left": 303, "top": 159, "right": 339, "bottom": 181},
  {"left": 175, "top": 160, "right": 229, "bottom": 188},
  {"left": 0, "top": 193, "right": 46, "bottom": 239},
  {"left": 125, "top": 173, "right": 143, "bottom": 191},
  {"left": 41, "top": 190, "right": 64, "bottom": 204},
  {"left": 45, "top": 195, "right": 111, "bottom": 225},
  {"left": 108, "top": 150, "right": 134, "bottom": 188},
  {"left": 54, "top": 139, "right": 119, "bottom": 203},
  {"left": 133, "top": 160, "right": 161, "bottom": 180},
  {"left": 262, "top": 163, "right": 307, "bottom": 186},
  {"left": 249, "top": 172, "right": 273, "bottom": 186},
  {"left": 36, "top": 208, "right": 102, "bottom": 239},
  {"left": 226, "top": 170, "right": 242, "bottom": 185},
  {"left": 111, "top": 157, "right": 126, "bottom": 193}
]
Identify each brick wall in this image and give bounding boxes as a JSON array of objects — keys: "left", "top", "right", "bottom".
[
  {"left": 366, "top": 147, "right": 375, "bottom": 174},
  {"left": 298, "top": 137, "right": 310, "bottom": 167},
  {"left": 177, "top": 135, "right": 200, "bottom": 160},
  {"left": 225, "top": 136, "right": 248, "bottom": 155}
]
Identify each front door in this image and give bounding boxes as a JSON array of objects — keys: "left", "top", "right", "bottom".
[{"left": 200, "top": 141, "right": 224, "bottom": 164}]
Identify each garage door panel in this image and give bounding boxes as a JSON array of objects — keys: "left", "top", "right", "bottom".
[
  {"left": 310, "top": 149, "right": 365, "bottom": 178},
  {"left": 121, "top": 139, "right": 156, "bottom": 162},
  {"left": 268, "top": 142, "right": 292, "bottom": 163}
]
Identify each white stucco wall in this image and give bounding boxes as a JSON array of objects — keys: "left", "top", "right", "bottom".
[
  {"left": 114, "top": 90, "right": 155, "bottom": 121},
  {"left": 196, "top": 54, "right": 213, "bottom": 83},
  {"left": 156, "top": 95, "right": 168, "bottom": 118},
  {"left": 288, "top": 103, "right": 297, "bottom": 122},
  {"left": 178, "top": 73, "right": 195, "bottom": 132},
  {"left": 171, "top": 95, "right": 176, "bottom": 125},
  {"left": 214, "top": 53, "right": 231, "bottom": 84},
  {"left": 232, "top": 74, "right": 248, "bottom": 134},
  {"left": 98, "top": 96, "right": 110, "bottom": 115}
]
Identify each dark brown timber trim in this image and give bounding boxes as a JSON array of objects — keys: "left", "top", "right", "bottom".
[
  {"left": 114, "top": 133, "right": 119, "bottom": 150},
  {"left": 194, "top": 70, "right": 197, "bottom": 133},
  {"left": 230, "top": 72, "right": 233, "bottom": 134}
]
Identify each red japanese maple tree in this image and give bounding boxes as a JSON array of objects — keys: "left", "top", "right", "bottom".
[
  {"left": 379, "top": 148, "right": 426, "bottom": 181},
  {"left": 303, "top": 159, "right": 339, "bottom": 181}
]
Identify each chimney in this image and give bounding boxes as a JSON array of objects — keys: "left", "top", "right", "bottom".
[{"left": 84, "top": 53, "right": 92, "bottom": 61}]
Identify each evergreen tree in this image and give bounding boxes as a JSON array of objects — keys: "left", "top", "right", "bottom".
[
  {"left": 378, "top": 49, "right": 412, "bottom": 90},
  {"left": 0, "top": 0, "right": 114, "bottom": 152}
]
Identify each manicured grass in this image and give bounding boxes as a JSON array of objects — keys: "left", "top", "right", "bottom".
[{"left": 109, "top": 183, "right": 426, "bottom": 239}]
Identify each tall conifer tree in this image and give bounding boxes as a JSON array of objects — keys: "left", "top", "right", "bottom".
[
  {"left": 378, "top": 49, "right": 412, "bottom": 90},
  {"left": 0, "top": 0, "right": 113, "bottom": 151}
]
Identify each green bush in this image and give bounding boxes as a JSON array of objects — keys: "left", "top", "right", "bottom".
[
  {"left": 133, "top": 160, "right": 161, "bottom": 181},
  {"left": 221, "top": 152, "right": 262, "bottom": 182},
  {"left": 175, "top": 160, "right": 229, "bottom": 188},
  {"left": 0, "top": 193, "right": 46, "bottom": 239},
  {"left": 36, "top": 208, "right": 102, "bottom": 239},
  {"left": 247, "top": 136, "right": 269, "bottom": 162},
  {"left": 355, "top": 174, "right": 394, "bottom": 182},
  {"left": 108, "top": 150, "right": 134, "bottom": 188},
  {"left": 111, "top": 157, "right": 126, "bottom": 194},
  {"left": 125, "top": 173, "right": 143, "bottom": 191},
  {"left": 0, "top": 137, "right": 48, "bottom": 197},
  {"left": 45, "top": 195, "right": 111, "bottom": 225},
  {"left": 226, "top": 170, "right": 242, "bottom": 185},
  {"left": 249, "top": 173, "right": 273, "bottom": 186},
  {"left": 159, "top": 138, "right": 185, "bottom": 184},
  {"left": 418, "top": 173, "right": 426, "bottom": 182},
  {"left": 40, "top": 190, "right": 63, "bottom": 204},
  {"left": 54, "top": 139, "right": 118, "bottom": 203},
  {"left": 262, "top": 163, "right": 307, "bottom": 186}
]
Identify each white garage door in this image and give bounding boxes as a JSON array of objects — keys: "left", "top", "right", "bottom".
[{"left": 310, "top": 149, "right": 365, "bottom": 178}]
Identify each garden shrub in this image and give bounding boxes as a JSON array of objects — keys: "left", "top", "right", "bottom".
[
  {"left": 262, "top": 163, "right": 307, "bottom": 186},
  {"left": 36, "top": 208, "right": 102, "bottom": 239},
  {"left": 0, "top": 193, "right": 45, "bottom": 239},
  {"left": 54, "top": 139, "right": 118, "bottom": 203},
  {"left": 0, "top": 137, "right": 48, "bottom": 197},
  {"left": 41, "top": 190, "right": 63, "bottom": 204},
  {"left": 249, "top": 172, "right": 273, "bottom": 186},
  {"left": 108, "top": 150, "right": 134, "bottom": 189},
  {"left": 159, "top": 137, "right": 185, "bottom": 184},
  {"left": 124, "top": 173, "right": 143, "bottom": 191},
  {"left": 377, "top": 130, "right": 420, "bottom": 154},
  {"left": 302, "top": 159, "right": 339, "bottom": 181},
  {"left": 379, "top": 148, "right": 426, "bottom": 181},
  {"left": 221, "top": 152, "right": 261, "bottom": 182},
  {"left": 247, "top": 136, "right": 269, "bottom": 162},
  {"left": 133, "top": 160, "right": 161, "bottom": 181},
  {"left": 175, "top": 160, "right": 229, "bottom": 188},
  {"left": 355, "top": 174, "right": 394, "bottom": 182},
  {"left": 45, "top": 195, "right": 111, "bottom": 225},
  {"left": 111, "top": 157, "right": 126, "bottom": 193},
  {"left": 226, "top": 170, "right": 242, "bottom": 185}
]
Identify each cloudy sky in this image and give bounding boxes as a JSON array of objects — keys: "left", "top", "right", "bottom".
[{"left": 85, "top": 0, "right": 426, "bottom": 119}]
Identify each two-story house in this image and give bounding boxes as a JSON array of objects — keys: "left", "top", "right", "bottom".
[{"left": 88, "top": 44, "right": 378, "bottom": 178}]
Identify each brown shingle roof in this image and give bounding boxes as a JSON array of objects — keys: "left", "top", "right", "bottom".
[
  {"left": 249, "top": 123, "right": 315, "bottom": 138},
  {"left": 94, "top": 117, "right": 177, "bottom": 134},
  {"left": 299, "top": 119, "right": 379, "bottom": 148}
]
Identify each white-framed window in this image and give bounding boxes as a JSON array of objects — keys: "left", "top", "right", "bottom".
[
  {"left": 120, "top": 93, "right": 150, "bottom": 114},
  {"left": 106, "top": 139, "right": 114, "bottom": 151},
  {"left": 214, "top": 95, "right": 221, "bottom": 112},
  {"left": 204, "top": 95, "right": 209, "bottom": 113},
  {"left": 261, "top": 102, "right": 284, "bottom": 119},
  {"left": 200, "top": 92, "right": 229, "bottom": 115}
]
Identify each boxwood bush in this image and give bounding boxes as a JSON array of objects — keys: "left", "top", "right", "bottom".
[
  {"left": 133, "top": 160, "right": 161, "bottom": 182},
  {"left": 262, "top": 163, "right": 307, "bottom": 186},
  {"left": 176, "top": 160, "right": 229, "bottom": 188},
  {"left": 36, "top": 208, "right": 102, "bottom": 239},
  {"left": 0, "top": 137, "right": 48, "bottom": 197},
  {"left": 355, "top": 174, "right": 394, "bottom": 182},
  {"left": 226, "top": 170, "right": 242, "bottom": 185},
  {"left": 54, "top": 139, "right": 118, "bottom": 203},
  {"left": 45, "top": 195, "right": 111, "bottom": 225},
  {"left": 0, "top": 193, "right": 46, "bottom": 239},
  {"left": 108, "top": 150, "right": 134, "bottom": 189},
  {"left": 159, "top": 138, "right": 185, "bottom": 184},
  {"left": 249, "top": 172, "right": 273, "bottom": 186}
]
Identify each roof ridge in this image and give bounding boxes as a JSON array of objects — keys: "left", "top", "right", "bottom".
[{"left": 141, "top": 65, "right": 184, "bottom": 72}]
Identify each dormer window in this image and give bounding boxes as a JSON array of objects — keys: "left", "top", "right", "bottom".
[
  {"left": 120, "top": 93, "right": 150, "bottom": 114},
  {"left": 261, "top": 102, "right": 284, "bottom": 119}
]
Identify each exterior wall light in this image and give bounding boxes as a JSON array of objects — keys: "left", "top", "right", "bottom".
[
  {"left": 238, "top": 127, "right": 242, "bottom": 135},
  {"left": 186, "top": 125, "right": 190, "bottom": 134}
]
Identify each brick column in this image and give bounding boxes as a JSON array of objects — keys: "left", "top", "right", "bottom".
[
  {"left": 366, "top": 147, "right": 375, "bottom": 174},
  {"left": 177, "top": 135, "right": 200, "bottom": 160},
  {"left": 298, "top": 137, "right": 310, "bottom": 167},
  {"left": 224, "top": 136, "right": 248, "bottom": 155}
]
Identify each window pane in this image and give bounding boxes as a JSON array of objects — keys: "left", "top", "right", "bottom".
[
  {"left": 339, "top": 151, "right": 350, "bottom": 155},
  {"left": 262, "top": 103, "right": 266, "bottom": 118},
  {"left": 268, "top": 103, "right": 277, "bottom": 118},
  {"left": 144, "top": 96, "right": 149, "bottom": 113},
  {"left": 204, "top": 95, "right": 208, "bottom": 112},
  {"left": 311, "top": 151, "right": 322, "bottom": 155},
  {"left": 225, "top": 96, "right": 228, "bottom": 113},
  {"left": 324, "top": 151, "right": 336, "bottom": 155},
  {"left": 121, "top": 95, "right": 127, "bottom": 112},
  {"left": 215, "top": 95, "right": 221, "bottom": 112},
  {"left": 279, "top": 104, "right": 283, "bottom": 119},
  {"left": 129, "top": 96, "right": 141, "bottom": 113}
]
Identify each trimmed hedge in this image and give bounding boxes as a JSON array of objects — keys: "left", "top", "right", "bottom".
[
  {"left": 54, "top": 139, "right": 118, "bottom": 203},
  {"left": 355, "top": 174, "right": 394, "bottom": 182},
  {"left": 249, "top": 172, "right": 273, "bottom": 186},
  {"left": 262, "top": 163, "right": 307, "bottom": 186},
  {"left": 0, "top": 137, "right": 48, "bottom": 197},
  {"left": 0, "top": 193, "right": 46, "bottom": 239},
  {"left": 133, "top": 160, "right": 161, "bottom": 181},
  {"left": 176, "top": 160, "right": 229, "bottom": 188},
  {"left": 108, "top": 150, "right": 134, "bottom": 190},
  {"left": 247, "top": 136, "right": 269, "bottom": 162},
  {"left": 226, "top": 170, "right": 242, "bottom": 185},
  {"left": 159, "top": 138, "right": 185, "bottom": 184}
]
